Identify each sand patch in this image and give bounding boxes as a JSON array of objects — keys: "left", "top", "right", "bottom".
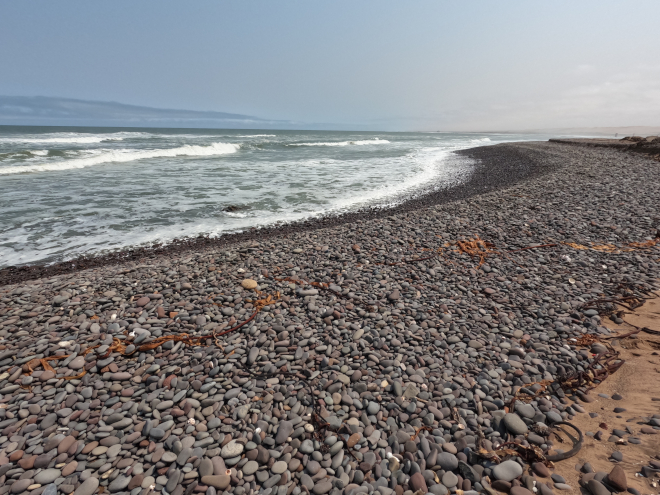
[{"left": 549, "top": 294, "right": 660, "bottom": 494}]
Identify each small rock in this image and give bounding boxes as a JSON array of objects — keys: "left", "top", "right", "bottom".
[
  {"left": 73, "top": 478, "right": 100, "bottom": 495},
  {"left": 201, "top": 475, "right": 231, "bottom": 490},
  {"left": 221, "top": 440, "right": 244, "bottom": 458},
  {"left": 607, "top": 465, "right": 627, "bottom": 491},
  {"left": 587, "top": 479, "right": 611, "bottom": 495},
  {"left": 492, "top": 460, "right": 523, "bottom": 481},
  {"left": 503, "top": 413, "right": 529, "bottom": 435},
  {"left": 409, "top": 472, "right": 428, "bottom": 492}
]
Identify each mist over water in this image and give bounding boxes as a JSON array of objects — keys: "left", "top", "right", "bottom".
[{"left": 0, "top": 127, "right": 559, "bottom": 267}]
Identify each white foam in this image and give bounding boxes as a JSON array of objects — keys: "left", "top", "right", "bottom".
[
  {"left": 0, "top": 136, "right": 124, "bottom": 144},
  {"left": 223, "top": 211, "right": 249, "bottom": 218},
  {"left": 470, "top": 137, "right": 492, "bottom": 143},
  {"left": 0, "top": 142, "right": 240, "bottom": 175},
  {"left": 236, "top": 134, "right": 276, "bottom": 138},
  {"left": 0, "top": 131, "right": 165, "bottom": 145},
  {"left": 290, "top": 138, "right": 390, "bottom": 147},
  {"left": 321, "top": 147, "right": 468, "bottom": 212}
]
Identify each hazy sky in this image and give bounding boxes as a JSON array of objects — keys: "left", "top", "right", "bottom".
[{"left": 2, "top": 1, "right": 659, "bottom": 131}]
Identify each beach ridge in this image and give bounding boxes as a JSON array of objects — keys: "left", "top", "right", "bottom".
[{"left": 0, "top": 141, "right": 658, "bottom": 495}]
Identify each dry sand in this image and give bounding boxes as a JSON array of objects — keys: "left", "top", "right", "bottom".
[{"left": 550, "top": 295, "right": 660, "bottom": 494}]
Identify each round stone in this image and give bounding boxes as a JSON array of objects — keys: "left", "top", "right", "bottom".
[
  {"left": 271, "top": 460, "right": 287, "bottom": 474},
  {"left": 201, "top": 475, "right": 231, "bottom": 490},
  {"left": 35, "top": 468, "right": 62, "bottom": 484},
  {"left": 367, "top": 402, "right": 380, "bottom": 415},
  {"left": 73, "top": 478, "right": 99, "bottom": 495},
  {"left": 149, "top": 428, "right": 165, "bottom": 440},
  {"left": 221, "top": 440, "right": 244, "bottom": 458},
  {"left": 108, "top": 475, "right": 131, "bottom": 493},
  {"left": 136, "top": 296, "right": 150, "bottom": 307},
  {"left": 300, "top": 439, "right": 314, "bottom": 454},
  {"left": 68, "top": 356, "right": 86, "bottom": 370},
  {"left": 436, "top": 452, "right": 458, "bottom": 471},
  {"left": 11, "top": 480, "right": 33, "bottom": 494},
  {"left": 503, "top": 413, "right": 528, "bottom": 435},
  {"left": 442, "top": 471, "right": 458, "bottom": 488},
  {"left": 241, "top": 279, "right": 258, "bottom": 289},
  {"left": 242, "top": 460, "right": 259, "bottom": 475},
  {"left": 493, "top": 460, "right": 523, "bottom": 481}
]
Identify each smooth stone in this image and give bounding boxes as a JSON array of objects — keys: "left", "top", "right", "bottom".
[
  {"left": 510, "top": 488, "right": 534, "bottom": 495},
  {"left": 587, "top": 479, "right": 611, "bottom": 495},
  {"left": 141, "top": 476, "right": 155, "bottom": 489},
  {"left": 221, "top": 440, "right": 244, "bottom": 458},
  {"left": 35, "top": 469, "right": 62, "bottom": 484},
  {"left": 42, "top": 484, "right": 58, "bottom": 495},
  {"left": 442, "top": 471, "right": 458, "bottom": 488},
  {"left": 271, "top": 460, "right": 287, "bottom": 474},
  {"left": 276, "top": 421, "right": 293, "bottom": 444},
  {"left": 242, "top": 460, "right": 259, "bottom": 475},
  {"left": 300, "top": 439, "right": 314, "bottom": 454},
  {"left": 149, "top": 428, "right": 165, "bottom": 440},
  {"left": 69, "top": 356, "right": 86, "bottom": 370},
  {"left": 247, "top": 347, "right": 259, "bottom": 365},
  {"left": 538, "top": 484, "right": 554, "bottom": 495},
  {"left": 108, "top": 475, "right": 131, "bottom": 493},
  {"left": 199, "top": 458, "right": 214, "bottom": 477},
  {"left": 409, "top": 472, "right": 428, "bottom": 493},
  {"left": 201, "top": 475, "right": 231, "bottom": 490},
  {"left": 492, "top": 460, "right": 523, "bottom": 481},
  {"left": 515, "top": 403, "right": 536, "bottom": 419},
  {"left": 306, "top": 461, "right": 321, "bottom": 475},
  {"left": 532, "top": 462, "right": 550, "bottom": 477},
  {"left": 301, "top": 474, "right": 314, "bottom": 490},
  {"left": 436, "top": 452, "right": 458, "bottom": 471},
  {"left": 312, "top": 480, "right": 333, "bottom": 494},
  {"left": 607, "top": 465, "right": 627, "bottom": 491},
  {"left": 73, "top": 478, "right": 100, "bottom": 495},
  {"left": 11, "top": 480, "right": 33, "bottom": 494},
  {"left": 503, "top": 413, "right": 529, "bottom": 435}
]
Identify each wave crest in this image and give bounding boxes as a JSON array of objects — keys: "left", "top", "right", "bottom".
[
  {"left": 0, "top": 136, "right": 125, "bottom": 144},
  {"left": 236, "top": 134, "right": 276, "bottom": 138},
  {"left": 0, "top": 142, "right": 239, "bottom": 175},
  {"left": 290, "top": 138, "right": 390, "bottom": 147}
]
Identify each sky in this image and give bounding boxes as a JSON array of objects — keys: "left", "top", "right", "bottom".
[{"left": 1, "top": 1, "right": 659, "bottom": 131}]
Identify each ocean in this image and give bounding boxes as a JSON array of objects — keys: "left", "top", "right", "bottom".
[{"left": 0, "top": 127, "right": 567, "bottom": 268}]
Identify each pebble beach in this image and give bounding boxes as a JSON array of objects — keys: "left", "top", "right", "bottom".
[{"left": 0, "top": 141, "right": 659, "bottom": 495}]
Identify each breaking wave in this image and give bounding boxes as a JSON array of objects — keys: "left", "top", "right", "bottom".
[
  {"left": 289, "top": 138, "right": 390, "bottom": 147},
  {"left": 0, "top": 135, "right": 125, "bottom": 144},
  {"left": 0, "top": 142, "right": 240, "bottom": 175},
  {"left": 236, "top": 134, "right": 277, "bottom": 138}
]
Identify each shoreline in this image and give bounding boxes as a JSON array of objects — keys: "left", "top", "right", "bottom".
[
  {"left": 0, "top": 142, "right": 559, "bottom": 287},
  {"left": 0, "top": 141, "right": 659, "bottom": 495}
]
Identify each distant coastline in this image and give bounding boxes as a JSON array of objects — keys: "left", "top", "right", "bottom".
[{"left": 0, "top": 96, "right": 358, "bottom": 130}]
